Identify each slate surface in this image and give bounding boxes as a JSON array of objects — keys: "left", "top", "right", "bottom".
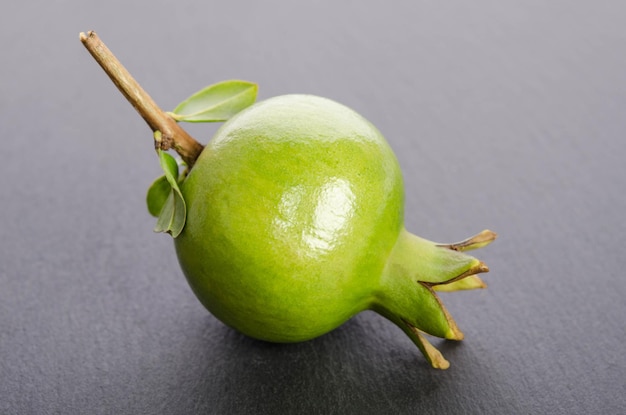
[{"left": 1, "top": 1, "right": 625, "bottom": 414}]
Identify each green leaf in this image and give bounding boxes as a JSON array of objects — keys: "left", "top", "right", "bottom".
[
  {"left": 158, "top": 149, "right": 180, "bottom": 185},
  {"left": 169, "top": 80, "right": 258, "bottom": 123},
  {"left": 151, "top": 150, "right": 187, "bottom": 238},
  {"left": 146, "top": 175, "right": 170, "bottom": 217},
  {"left": 153, "top": 191, "right": 186, "bottom": 238}
]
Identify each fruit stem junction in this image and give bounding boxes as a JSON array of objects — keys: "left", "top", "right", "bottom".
[{"left": 79, "top": 31, "right": 204, "bottom": 167}]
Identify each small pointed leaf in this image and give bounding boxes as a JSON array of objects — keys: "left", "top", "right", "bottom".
[
  {"left": 146, "top": 175, "right": 171, "bottom": 217},
  {"left": 170, "top": 80, "right": 258, "bottom": 122},
  {"left": 151, "top": 150, "right": 187, "bottom": 237},
  {"left": 159, "top": 150, "right": 179, "bottom": 183},
  {"left": 153, "top": 191, "right": 186, "bottom": 237}
]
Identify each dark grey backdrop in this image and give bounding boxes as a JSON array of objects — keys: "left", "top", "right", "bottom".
[{"left": 2, "top": 1, "right": 624, "bottom": 414}]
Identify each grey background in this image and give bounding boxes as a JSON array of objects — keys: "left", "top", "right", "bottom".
[{"left": 1, "top": 1, "right": 625, "bottom": 414}]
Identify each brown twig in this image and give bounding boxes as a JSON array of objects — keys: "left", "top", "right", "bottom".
[{"left": 79, "top": 31, "right": 204, "bottom": 167}]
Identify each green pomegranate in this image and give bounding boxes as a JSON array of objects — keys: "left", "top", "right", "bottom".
[
  {"left": 176, "top": 94, "right": 403, "bottom": 341},
  {"left": 80, "top": 31, "right": 496, "bottom": 369},
  {"left": 175, "top": 94, "right": 494, "bottom": 369}
]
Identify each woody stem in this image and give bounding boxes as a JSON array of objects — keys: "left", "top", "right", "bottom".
[{"left": 79, "top": 30, "right": 204, "bottom": 167}]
